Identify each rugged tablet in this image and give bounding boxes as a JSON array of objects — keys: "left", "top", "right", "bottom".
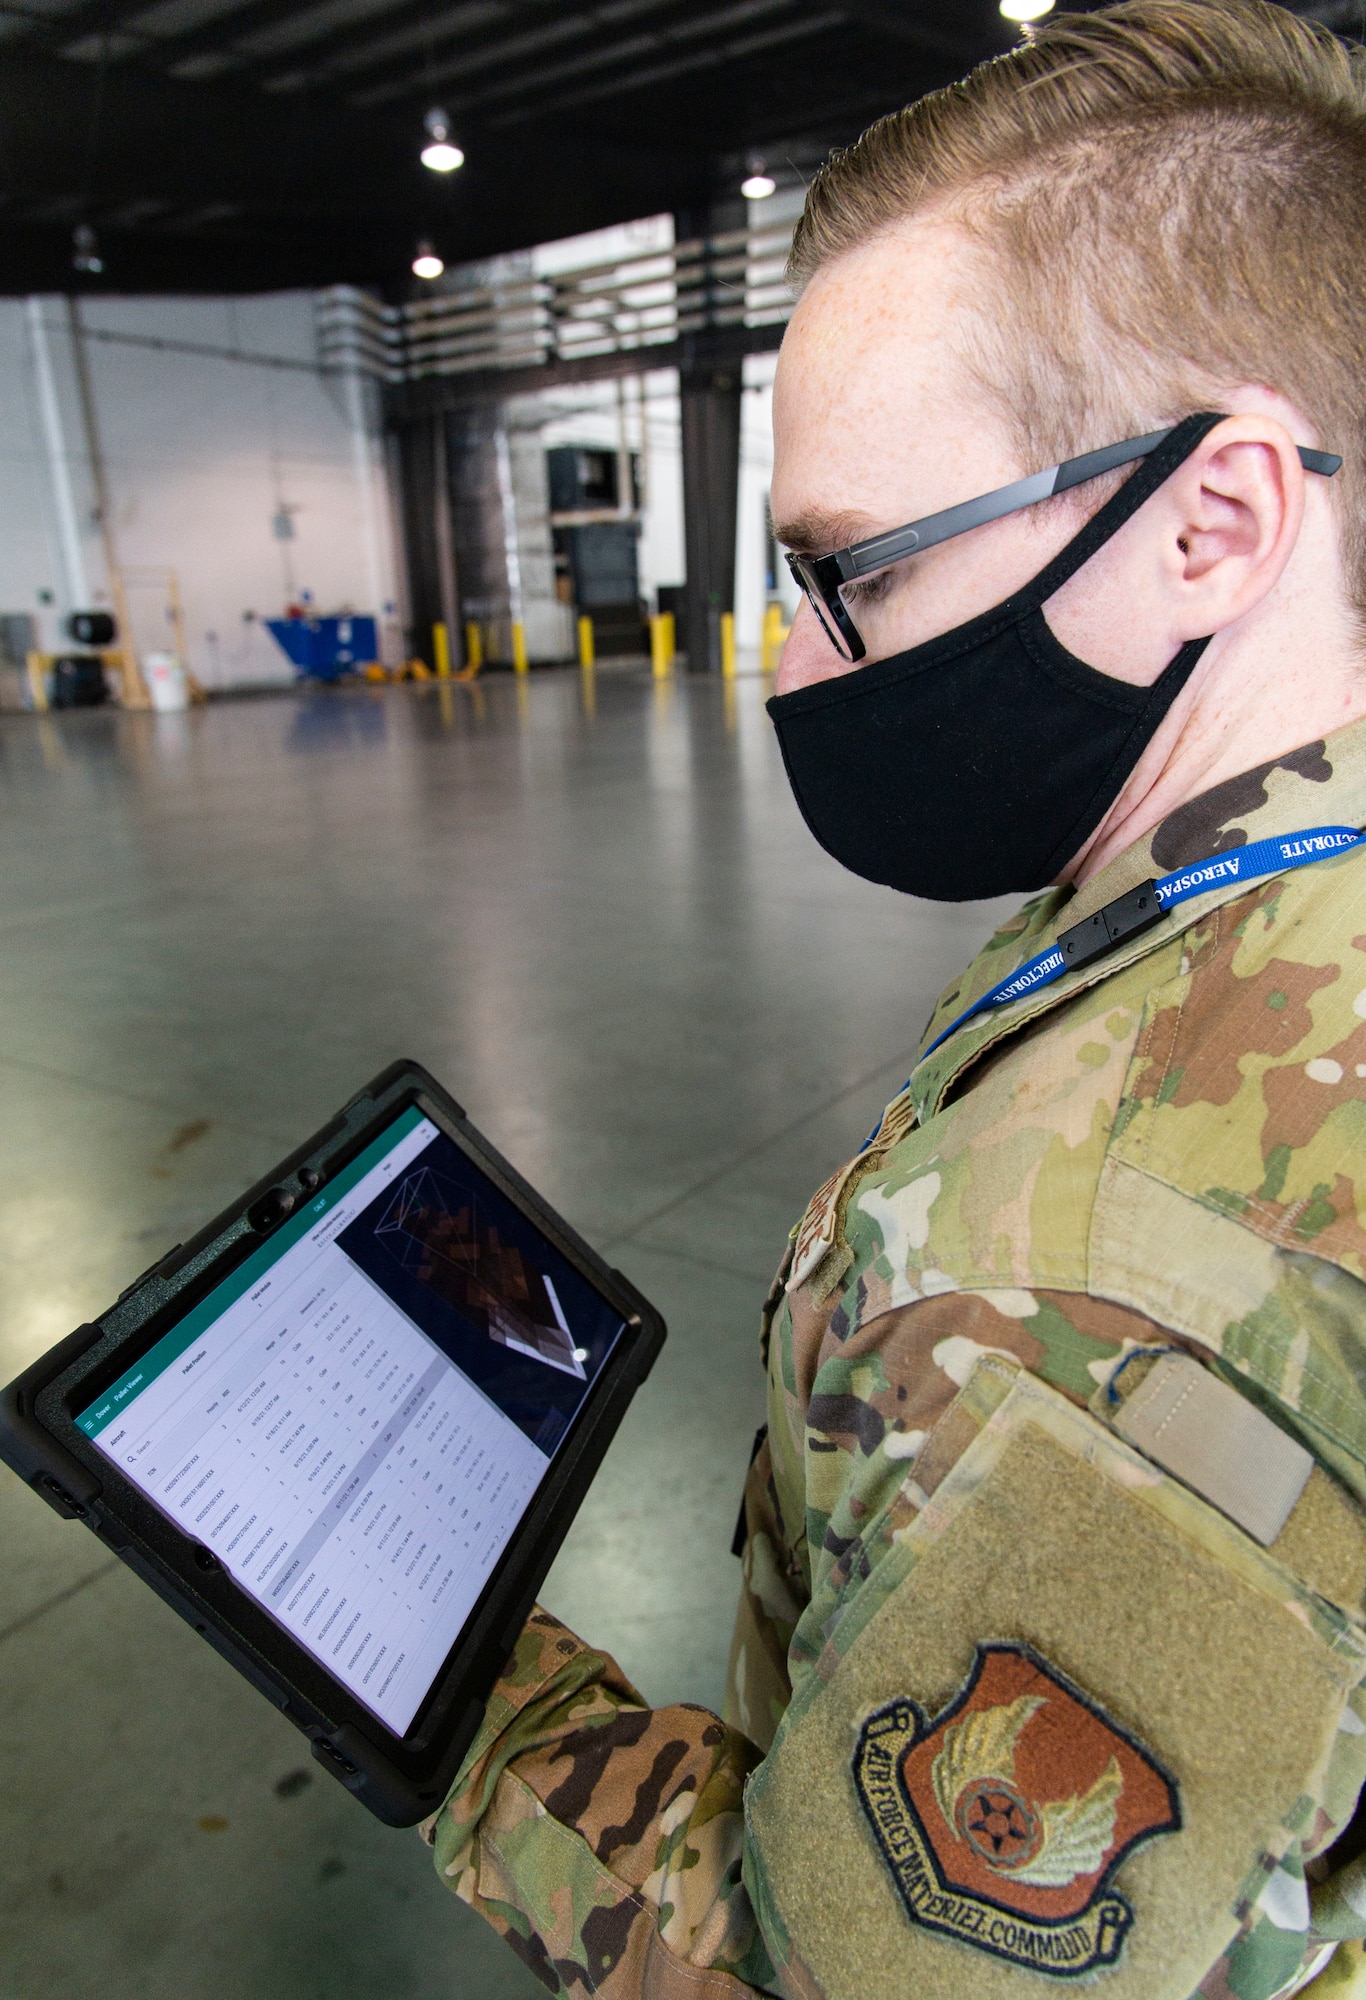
[{"left": 0, "top": 1060, "right": 665, "bottom": 1825}]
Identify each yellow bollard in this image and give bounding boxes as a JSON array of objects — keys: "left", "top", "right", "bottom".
[
  {"left": 760, "top": 603, "right": 777, "bottom": 673},
  {"left": 720, "top": 610, "right": 736, "bottom": 678},
  {"left": 433, "top": 621, "right": 451, "bottom": 678},
  {"left": 465, "top": 621, "right": 484, "bottom": 672},
  {"left": 577, "top": 614, "right": 595, "bottom": 669},
  {"left": 760, "top": 602, "right": 791, "bottom": 674},
  {"left": 650, "top": 613, "right": 673, "bottom": 680},
  {"left": 25, "top": 650, "right": 50, "bottom": 712},
  {"left": 512, "top": 621, "right": 529, "bottom": 674}
]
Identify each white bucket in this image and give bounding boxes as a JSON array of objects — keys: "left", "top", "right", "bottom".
[{"left": 144, "top": 652, "right": 189, "bottom": 712}]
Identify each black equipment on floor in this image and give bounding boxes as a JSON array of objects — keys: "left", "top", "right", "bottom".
[{"left": 50, "top": 657, "right": 108, "bottom": 707}]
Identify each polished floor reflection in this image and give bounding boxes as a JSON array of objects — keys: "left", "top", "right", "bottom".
[{"left": 0, "top": 671, "right": 1013, "bottom": 1999}]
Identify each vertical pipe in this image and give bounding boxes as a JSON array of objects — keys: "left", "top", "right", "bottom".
[
  {"left": 577, "top": 614, "right": 595, "bottom": 669},
  {"left": 67, "top": 299, "right": 150, "bottom": 707},
  {"left": 431, "top": 416, "right": 460, "bottom": 657},
  {"left": 165, "top": 570, "right": 188, "bottom": 663},
  {"left": 383, "top": 431, "right": 413, "bottom": 645},
  {"left": 631, "top": 374, "right": 648, "bottom": 512},
  {"left": 720, "top": 610, "right": 736, "bottom": 678},
  {"left": 615, "top": 375, "right": 633, "bottom": 518},
  {"left": 494, "top": 419, "right": 525, "bottom": 663},
  {"left": 433, "top": 622, "right": 451, "bottom": 677},
  {"left": 340, "top": 364, "right": 390, "bottom": 626},
  {"left": 25, "top": 297, "right": 89, "bottom": 614}
]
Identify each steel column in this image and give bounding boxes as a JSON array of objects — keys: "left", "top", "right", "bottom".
[
  {"left": 680, "top": 362, "right": 742, "bottom": 674},
  {"left": 395, "top": 414, "right": 456, "bottom": 669}
]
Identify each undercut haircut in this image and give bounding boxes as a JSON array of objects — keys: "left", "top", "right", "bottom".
[{"left": 790, "top": 0, "right": 1366, "bottom": 614}]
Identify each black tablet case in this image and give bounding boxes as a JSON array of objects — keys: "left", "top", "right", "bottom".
[{"left": 0, "top": 1060, "right": 665, "bottom": 1824}]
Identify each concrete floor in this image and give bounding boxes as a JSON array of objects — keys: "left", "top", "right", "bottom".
[{"left": 0, "top": 670, "right": 1013, "bottom": 2000}]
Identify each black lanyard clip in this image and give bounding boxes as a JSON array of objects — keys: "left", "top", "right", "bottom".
[{"left": 1056, "top": 880, "right": 1165, "bottom": 977}]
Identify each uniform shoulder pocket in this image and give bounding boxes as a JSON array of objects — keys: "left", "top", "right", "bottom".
[
  {"left": 744, "top": 1361, "right": 1366, "bottom": 2000},
  {"left": 1093, "top": 965, "right": 1366, "bottom": 1476}
]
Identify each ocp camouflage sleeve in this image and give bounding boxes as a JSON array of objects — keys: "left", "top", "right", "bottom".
[
  {"left": 426, "top": 720, "right": 1366, "bottom": 2000},
  {"left": 420, "top": 1606, "right": 776, "bottom": 1996}
]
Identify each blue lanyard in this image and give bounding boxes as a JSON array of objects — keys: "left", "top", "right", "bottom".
[{"left": 918, "top": 822, "right": 1365, "bottom": 1064}]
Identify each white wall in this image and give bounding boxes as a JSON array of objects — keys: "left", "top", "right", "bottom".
[
  {"left": 6, "top": 294, "right": 400, "bottom": 691},
  {"left": 736, "top": 349, "right": 806, "bottom": 660}
]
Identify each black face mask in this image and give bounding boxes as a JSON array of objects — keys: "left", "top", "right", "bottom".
[{"left": 766, "top": 414, "right": 1222, "bottom": 902}]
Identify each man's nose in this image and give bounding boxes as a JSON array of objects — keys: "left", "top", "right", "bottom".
[{"left": 774, "top": 596, "right": 849, "bottom": 696}]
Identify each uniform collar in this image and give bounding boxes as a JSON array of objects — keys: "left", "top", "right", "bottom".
[{"left": 909, "top": 721, "right": 1366, "bottom": 1120}]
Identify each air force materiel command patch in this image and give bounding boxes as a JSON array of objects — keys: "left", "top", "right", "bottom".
[{"left": 851, "top": 1644, "right": 1180, "bottom": 1978}]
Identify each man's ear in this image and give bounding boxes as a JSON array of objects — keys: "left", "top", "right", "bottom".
[{"left": 1165, "top": 416, "right": 1307, "bottom": 636}]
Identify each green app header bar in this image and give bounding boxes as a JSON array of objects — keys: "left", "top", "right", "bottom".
[{"left": 77, "top": 1105, "right": 429, "bottom": 1438}]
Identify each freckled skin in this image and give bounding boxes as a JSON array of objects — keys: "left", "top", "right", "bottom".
[{"left": 770, "top": 220, "right": 1366, "bottom": 887}]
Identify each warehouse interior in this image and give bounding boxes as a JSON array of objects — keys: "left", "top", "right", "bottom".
[{"left": 0, "top": 1, "right": 1350, "bottom": 1995}]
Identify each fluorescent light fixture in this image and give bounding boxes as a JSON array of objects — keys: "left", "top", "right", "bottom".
[
  {"left": 412, "top": 242, "right": 444, "bottom": 280},
  {"left": 1000, "top": 0, "right": 1054, "bottom": 18},
  {"left": 421, "top": 108, "right": 464, "bottom": 173},
  {"left": 421, "top": 139, "right": 464, "bottom": 172}
]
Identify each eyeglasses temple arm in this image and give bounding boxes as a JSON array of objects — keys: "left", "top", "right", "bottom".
[
  {"left": 1050, "top": 429, "right": 1173, "bottom": 494},
  {"left": 1055, "top": 432, "right": 1340, "bottom": 487},
  {"left": 840, "top": 429, "right": 1339, "bottom": 582},
  {"left": 843, "top": 430, "right": 1173, "bottom": 577}
]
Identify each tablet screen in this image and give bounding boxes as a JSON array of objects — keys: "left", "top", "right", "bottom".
[{"left": 75, "top": 1108, "right": 627, "bottom": 1736}]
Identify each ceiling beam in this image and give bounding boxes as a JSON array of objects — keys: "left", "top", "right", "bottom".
[
  {"left": 350, "top": 0, "right": 700, "bottom": 107},
  {"left": 355, "top": 0, "right": 801, "bottom": 109},
  {"left": 387, "top": 315, "right": 784, "bottom": 419},
  {"left": 493, "top": 6, "right": 844, "bottom": 125},
  {"left": 253, "top": 0, "right": 508, "bottom": 89},
  {"left": 838, "top": 0, "right": 1006, "bottom": 64}
]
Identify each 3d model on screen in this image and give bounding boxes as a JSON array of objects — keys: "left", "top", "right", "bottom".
[{"left": 375, "top": 1169, "right": 586, "bottom": 1379}]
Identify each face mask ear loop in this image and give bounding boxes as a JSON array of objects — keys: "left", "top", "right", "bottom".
[
  {"left": 1030, "top": 630, "right": 1213, "bottom": 887},
  {"left": 1008, "top": 410, "right": 1226, "bottom": 615},
  {"left": 1007, "top": 413, "right": 1225, "bottom": 887}
]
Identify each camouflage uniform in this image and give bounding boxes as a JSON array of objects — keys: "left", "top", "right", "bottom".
[{"left": 422, "top": 721, "right": 1366, "bottom": 2000}]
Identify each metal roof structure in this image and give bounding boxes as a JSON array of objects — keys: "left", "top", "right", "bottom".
[{"left": 0, "top": 0, "right": 1031, "bottom": 295}]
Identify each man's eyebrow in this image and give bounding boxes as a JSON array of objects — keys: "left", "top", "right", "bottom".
[{"left": 772, "top": 507, "right": 880, "bottom": 556}]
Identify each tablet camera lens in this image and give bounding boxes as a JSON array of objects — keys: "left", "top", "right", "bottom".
[{"left": 247, "top": 1187, "right": 295, "bottom": 1234}]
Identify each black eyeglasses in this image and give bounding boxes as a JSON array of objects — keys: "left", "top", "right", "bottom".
[{"left": 784, "top": 427, "right": 1343, "bottom": 663}]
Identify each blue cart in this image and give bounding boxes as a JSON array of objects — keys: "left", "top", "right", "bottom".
[{"left": 267, "top": 615, "right": 378, "bottom": 682}]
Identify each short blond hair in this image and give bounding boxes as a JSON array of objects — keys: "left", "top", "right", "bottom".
[{"left": 791, "top": 0, "right": 1366, "bottom": 609}]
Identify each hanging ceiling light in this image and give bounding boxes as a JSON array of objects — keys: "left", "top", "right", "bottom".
[
  {"left": 740, "top": 152, "right": 776, "bottom": 200},
  {"left": 421, "top": 108, "right": 464, "bottom": 173},
  {"left": 72, "top": 222, "right": 104, "bottom": 274},
  {"left": 999, "top": 0, "right": 1054, "bottom": 18},
  {"left": 412, "top": 241, "right": 444, "bottom": 280}
]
